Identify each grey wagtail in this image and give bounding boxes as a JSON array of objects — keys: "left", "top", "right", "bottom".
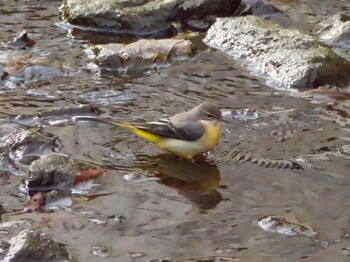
[{"left": 74, "top": 102, "right": 223, "bottom": 159}]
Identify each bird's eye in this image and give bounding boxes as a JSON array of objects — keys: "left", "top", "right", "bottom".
[{"left": 206, "top": 113, "right": 212, "bottom": 118}]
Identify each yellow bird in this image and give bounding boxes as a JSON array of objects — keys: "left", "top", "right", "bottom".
[{"left": 74, "top": 102, "right": 223, "bottom": 159}]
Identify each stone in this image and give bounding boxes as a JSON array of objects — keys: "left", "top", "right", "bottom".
[
  {"left": 87, "top": 38, "right": 193, "bottom": 70},
  {"left": 204, "top": 16, "right": 350, "bottom": 89},
  {"left": 60, "top": 0, "right": 241, "bottom": 36},
  {"left": 25, "top": 154, "right": 78, "bottom": 189},
  {"left": 3, "top": 229, "right": 69, "bottom": 261}
]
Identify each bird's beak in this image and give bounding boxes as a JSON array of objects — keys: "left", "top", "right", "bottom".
[{"left": 219, "top": 114, "right": 230, "bottom": 123}]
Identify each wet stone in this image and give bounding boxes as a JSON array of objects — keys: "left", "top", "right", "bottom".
[
  {"left": 60, "top": 0, "right": 241, "bottom": 36},
  {"left": 204, "top": 16, "right": 350, "bottom": 89},
  {"left": 91, "top": 245, "right": 111, "bottom": 257},
  {"left": 86, "top": 38, "right": 194, "bottom": 72},
  {"left": 320, "top": 240, "right": 330, "bottom": 249},
  {"left": 3, "top": 229, "right": 69, "bottom": 262},
  {"left": 4, "top": 128, "right": 59, "bottom": 164},
  {"left": 5, "top": 31, "right": 36, "bottom": 50},
  {"left": 24, "top": 154, "right": 78, "bottom": 189}
]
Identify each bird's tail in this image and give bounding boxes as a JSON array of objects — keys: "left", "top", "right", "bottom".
[
  {"left": 73, "top": 116, "right": 160, "bottom": 143},
  {"left": 72, "top": 116, "right": 125, "bottom": 128}
]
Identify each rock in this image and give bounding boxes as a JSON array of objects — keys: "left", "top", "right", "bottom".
[
  {"left": 87, "top": 38, "right": 193, "bottom": 71},
  {"left": 258, "top": 215, "right": 317, "bottom": 237},
  {"left": 2, "top": 229, "right": 69, "bottom": 261},
  {"left": 204, "top": 16, "right": 350, "bottom": 89},
  {"left": 5, "top": 129, "right": 59, "bottom": 164},
  {"left": 25, "top": 154, "right": 78, "bottom": 189},
  {"left": 60, "top": 0, "right": 241, "bottom": 36},
  {"left": 319, "top": 14, "right": 350, "bottom": 48}
]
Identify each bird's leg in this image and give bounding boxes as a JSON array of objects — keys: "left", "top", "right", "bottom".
[{"left": 191, "top": 158, "right": 201, "bottom": 167}]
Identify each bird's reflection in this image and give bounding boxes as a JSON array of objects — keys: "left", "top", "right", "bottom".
[{"left": 139, "top": 155, "right": 222, "bottom": 210}]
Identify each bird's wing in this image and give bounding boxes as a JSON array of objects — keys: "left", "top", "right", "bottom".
[{"left": 134, "top": 118, "right": 205, "bottom": 141}]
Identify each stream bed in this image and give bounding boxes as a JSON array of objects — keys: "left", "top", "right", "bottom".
[{"left": 0, "top": 0, "right": 350, "bottom": 261}]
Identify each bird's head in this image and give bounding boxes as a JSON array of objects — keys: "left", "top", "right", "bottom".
[{"left": 196, "top": 102, "right": 222, "bottom": 124}]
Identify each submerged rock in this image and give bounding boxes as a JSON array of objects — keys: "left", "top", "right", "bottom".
[
  {"left": 87, "top": 38, "right": 193, "bottom": 71},
  {"left": 2, "top": 229, "right": 69, "bottom": 261},
  {"left": 319, "top": 14, "right": 350, "bottom": 48},
  {"left": 258, "top": 215, "right": 317, "bottom": 237},
  {"left": 5, "top": 129, "right": 59, "bottom": 164},
  {"left": 60, "top": 0, "right": 241, "bottom": 36},
  {"left": 204, "top": 16, "right": 350, "bottom": 89},
  {"left": 91, "top": 245, "right": 112, "bottom": 258}
]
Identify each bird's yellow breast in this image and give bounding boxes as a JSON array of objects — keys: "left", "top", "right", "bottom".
[{"left": 200, "top": 120, "right": 221, "bottom": 147}]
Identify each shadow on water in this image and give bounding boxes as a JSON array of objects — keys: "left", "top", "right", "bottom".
[{"left": 135, "top": 154, "right": 222, "bottom": 210}]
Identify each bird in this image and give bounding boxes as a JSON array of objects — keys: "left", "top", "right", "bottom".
[{"left": 74, "top": 102, "right": 223, "bottom": 159}]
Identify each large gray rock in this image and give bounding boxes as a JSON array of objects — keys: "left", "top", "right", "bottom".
[
  {"left": 86, "top": 38, "right": 193, "bottom": 70},
  {"left": 3, "top": 229, "right": 69, "bottom": 261},
  {"left": 204, "top": 16, "right": 350, "bottom": 89},
  {"left": 60, "top": 0, "right": 241, "bottom": 35}
]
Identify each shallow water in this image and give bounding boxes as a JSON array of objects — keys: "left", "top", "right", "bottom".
[{"left": 1, "top": 0, "right": 350, "bottom": 261}]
